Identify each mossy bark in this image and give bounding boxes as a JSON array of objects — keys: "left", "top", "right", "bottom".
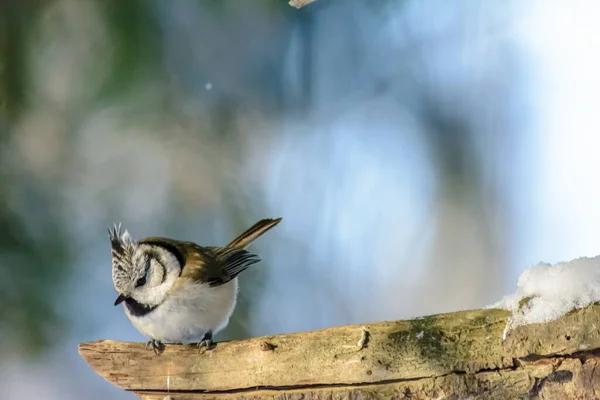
[{"left": 79, "top": 304, "right": 600, "bottom": 399}]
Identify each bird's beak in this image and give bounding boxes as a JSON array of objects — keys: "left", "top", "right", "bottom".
[{"left": 114, "top": 294, "right": 128, "bottom": 306}]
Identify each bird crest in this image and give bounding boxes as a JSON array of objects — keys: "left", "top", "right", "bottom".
[{"left": 108, "top": 223, "right": 137, "bottom": 290}]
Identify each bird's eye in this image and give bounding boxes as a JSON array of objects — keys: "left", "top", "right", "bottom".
[{"left": 135, "top": 256, "right": 151, "bottom": 287}]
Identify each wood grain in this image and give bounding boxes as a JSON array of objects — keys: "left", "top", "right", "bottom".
[
  {"left": 136, "top": 356, "right": 600, "bottom": 400},
  {"left": 79, "top": 304, "right": 600, "bottom": 397}
]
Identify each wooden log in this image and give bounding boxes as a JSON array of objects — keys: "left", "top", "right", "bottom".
[
  {"left": 288, "top": 0, "right": 317, "bottom": 9},
  {"left": 79, "top": 304, "right": 600, "bottom": 399}
]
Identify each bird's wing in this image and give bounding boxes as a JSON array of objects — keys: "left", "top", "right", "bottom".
[{"left": 179, "top": 243, "right": 260, "bottom": 287}]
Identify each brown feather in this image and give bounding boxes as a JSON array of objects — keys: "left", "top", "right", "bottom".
[
  {"left": 141, "top": 218, "right": 281, "bottom": 288},
  {"left": 226, "top": 218, "right": 282, "bottom": 249}
]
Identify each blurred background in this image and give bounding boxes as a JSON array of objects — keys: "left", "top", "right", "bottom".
[{"left": 1, "top": 0, "right": 600, "bottom": 398}]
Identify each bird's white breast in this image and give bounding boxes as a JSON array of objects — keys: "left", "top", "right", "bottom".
[{"left": 124, "top": 278, "right": 238, "bottom": 343}]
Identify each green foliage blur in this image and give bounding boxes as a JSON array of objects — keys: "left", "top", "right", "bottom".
[{"left": 1, "top": 1, "right": 69, "bottom": 355}]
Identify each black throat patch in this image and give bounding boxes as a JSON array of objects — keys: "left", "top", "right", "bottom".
[{"left": 124, "top": 297, "right": 158, "bottom": 317}]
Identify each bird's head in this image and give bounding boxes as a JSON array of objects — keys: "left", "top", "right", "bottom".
[{"left": 109, "top": 224, "right": 182, "bottom": 308}]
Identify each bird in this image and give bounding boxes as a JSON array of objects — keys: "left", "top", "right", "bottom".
[{"left": 109, "top": 217, "right": 282, "bottom": 354}]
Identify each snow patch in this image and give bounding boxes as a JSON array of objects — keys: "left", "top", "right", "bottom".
[{"left": 489, "top": 255, "right": 600, "bottom": 337}]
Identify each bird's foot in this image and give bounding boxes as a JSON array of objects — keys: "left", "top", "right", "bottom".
[
  {"left": 197, "top": 330, "right": 215, "bottom": 352},
  {"left": 146, "top": 339, "right": 165, "bottom": 355}
]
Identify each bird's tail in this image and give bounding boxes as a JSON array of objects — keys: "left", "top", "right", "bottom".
[{"left": 226, "top": 218, "right": 282, "bottom": 249}]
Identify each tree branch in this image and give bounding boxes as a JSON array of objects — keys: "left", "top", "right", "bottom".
[
  {"left": 288, "top": 0, "right": 317, "bottom": 9},
  {"left": 79, "top": 304, "right": 600, "bottom": 399}
]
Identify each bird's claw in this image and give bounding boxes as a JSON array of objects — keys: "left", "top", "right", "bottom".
[
  {"left": 146, "top": 339, "right": 165, "bottom": 354},
  {"left": 197, "top": 330, "right": 215, "bottom": 352},
  {"left": 197, "top": 339, "right": 214, "bottom": 351}
]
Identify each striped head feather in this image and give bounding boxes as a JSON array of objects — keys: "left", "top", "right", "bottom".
[{"left": 109, "top": 223, "right": 139, "bottom": 293}]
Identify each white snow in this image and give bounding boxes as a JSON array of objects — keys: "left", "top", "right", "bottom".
[{"left": 490, "top": 256, "right": 600, "bottom": 336}]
